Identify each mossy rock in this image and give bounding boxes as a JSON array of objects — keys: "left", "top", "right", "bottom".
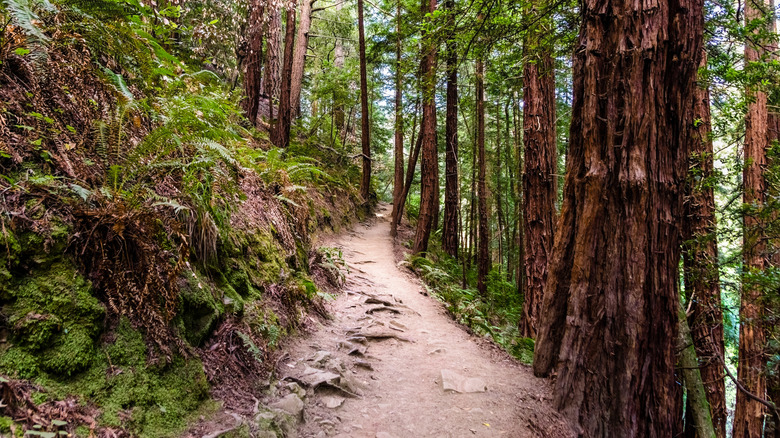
[{"left": 0, "top": 258, "right": 104, "bottom": 377}]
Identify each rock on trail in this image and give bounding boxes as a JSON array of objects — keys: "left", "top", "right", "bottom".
[{"left": 274, "top": 204, "right": 573, "bottom": 437}]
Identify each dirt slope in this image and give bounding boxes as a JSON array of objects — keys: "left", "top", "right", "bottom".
[{"left": 276, "top": 205, "right": 574, "bottom": 438}]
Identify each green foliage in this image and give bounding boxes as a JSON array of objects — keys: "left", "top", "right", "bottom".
[{"left": 405, "top": 249, "right": 527, "bottom": 363}]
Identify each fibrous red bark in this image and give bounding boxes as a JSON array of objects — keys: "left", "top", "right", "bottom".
[
  {"left": 290, "top": 0, "right": 314, "bottom": 119},
  {"left": 243, "top": 0, "right": 265, "bottom": 126},
  {"left": 519, "top": 19, "right": 557, "bottom": 338},
  {"left": 681, "top": 50, "right": 726, "bottom": 438},
  {"left": 390, "top": 3, "right": 404, "bottom": 237},
  {"left": 531, "top": 0, "right": 704, "bottom": 433},
  {"left": 412, "top": 0, "right": 438, "bottom": 254},
  {"left": 442, "top": 0, "right": 459, "bottom": 258},
  {"left": 272, "top": 1, "right": 296, "bottom": 148}
]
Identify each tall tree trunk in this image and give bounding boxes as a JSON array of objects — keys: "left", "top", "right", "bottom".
[
  {"left": 677, "top": 301, "right": 717, "bottom": 438},
  {"left": 357, "top": 0, "right": 371, "bottom": 205},
  {"left": 290, "top": 0, "right": 314, "bottom": 119},
  {"left": 519, "top": 20, "right": 557, "bottom": 338},
  {"left": 734, "top": 0, "right": 772, "bottom": 434},
  {"left": 243, "top": 0, "right": 265, "bottom": 126},
  {"left": 333, "top": 1, "right": 345, "bottom": 134},
  {"left": 391, "top": 2, "right": 405, "bottom": 237},
  {"left": 476, "top": 46, "right": 489, "bottom": 294},
  {"left": 496, "top": 101, "right": 505, "bottom": 270},
  {"left": 412, "top": 0, "right": 438, "bottom": 254},
  {"left": 531, "top": 0, "right": 703, "bottom": 433},
  {"left": 272, "top": 3, "right": 296, "bottom": 148},
  {"left": 263, "top": 6, "right": 281, "bottom": 122},
  {"left": 394, "top": 99, "right": 421, "bottom": 229},
  {"left": 681, "top": 50, "right": 727, "bottom": 438},
  {"left": 513, "top": 92, "right": 524, "bottom": 296},
  {"left": 442, "top": 0, "right": 459, "bottom": 258}
]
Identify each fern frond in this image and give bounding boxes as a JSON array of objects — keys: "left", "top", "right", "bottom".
[{"left": 1, "top": 0, "right": 49, "bottom": 45}]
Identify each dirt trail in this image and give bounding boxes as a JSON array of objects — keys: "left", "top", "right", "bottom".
[{"left": 278, "top": 205, "right": 573, "bottom": 437}]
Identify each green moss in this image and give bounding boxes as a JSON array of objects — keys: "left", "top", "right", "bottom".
[
  {"left": 177, "top": 268, "right": 227, "bottom": 346},
  {"left": 0, "top": 258, "right": 104, "bottom": 377},
  {"left": 41, "top": 319, "right": 211, "bottom": 438},
  {"left": 0, "top": 416, "right": 12, "bottom": 433}
]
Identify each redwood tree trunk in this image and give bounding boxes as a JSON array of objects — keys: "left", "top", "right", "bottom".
[
  {"left": 272, "top": 2, "right": 296, "bottom": 148},
  {"left": 412, "top": 0, "right": 438, "bottom": 254},
  {"left": 357, "top": 0, "right": 371, "bottom": 205},
  {"left": 442, "top": 0, "right": 459, "bottom": 258},
  {"left": 733, "top": 0, "right": 771, "bottom": 433},
  {"left": 243, "top": 0, "right": 265, "bottom": 126},
  {"left": 262, "top": 6, "right": 281, "bottom": 122},
  {"left": 531, "top": 0, "right": 703, "bottom": 433},
  {"left": 519, "top": 26, "right": 557, "bottom": 338},
  {"left": 290, "top": 0, "right": 314, "bottom": 119},
  {"left": 476, "top": 50, "right": 489, "bottom": 294},
  {"left": 390, "top": 2, "right": 405, "bottom": 237},
  {"left": 394, "top": 100, "right": 421, "bottom": 230},
  {"left": 681, "top": 50, "right": 727, "bottom": 438}
]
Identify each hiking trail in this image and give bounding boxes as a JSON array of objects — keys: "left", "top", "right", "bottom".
[{"left": 269, "top": 204, "right": 573, "bottom": 437}]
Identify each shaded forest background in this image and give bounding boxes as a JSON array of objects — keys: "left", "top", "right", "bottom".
[{"left": 0, "top": 0, "right": 780, "bottom": 434}]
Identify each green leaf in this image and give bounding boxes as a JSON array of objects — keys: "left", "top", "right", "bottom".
[{"left": 14, "top": 47, "right": 31, "bottom": 56}]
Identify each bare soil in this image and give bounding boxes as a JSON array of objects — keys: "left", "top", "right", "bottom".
[{"left": 278, "top": 204, "right": 574, "bottom": 438}]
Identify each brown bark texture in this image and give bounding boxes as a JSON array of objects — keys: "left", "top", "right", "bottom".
[
  {"left": 681, "top": 51, "right": 727, "bottom": 438},
  {"left": 519, "top": 31, "right": 557, "bottom": 339},
  {"left": 290, "top": 0, "right": 313, "bottom": 119},
  {"left": 262, "top": 6, "right": 281, "bottom": 121},
  {"left": 357, "top": 0, "right": 372, "bottom": 204},
  {"left": 734, "top": 0, "right": 772, "bottom": 434},
  {"left": 530, "top": 0, "right": 704, "bottom": 433},
  {"left": 476, "top": 53, "right": 489, "bottom": 294},
  {"left": 243, "top": 0, "right": 265, "bottom": 126},
  {"left": 442, "top": 0, "right": 459, "bottom": 258},
  {"left": 272, "top": 2, "right": 296, "bottom": 148},
  {"left": 412, "top": 0, "right": 438, "bottom": 254},
  {"left": 391, "top": 3, "right": 405, "bottom": 238}
]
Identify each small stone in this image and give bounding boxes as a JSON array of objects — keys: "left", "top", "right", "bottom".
[
  {"left": 440, "top": 369, "right": 488, "bottom": 393},
  {"left": 322, "top": 395, "right": 345, "bottom": 409},
  {"left": 269, "top": 393, "right": 304, "bottom": 421},
  {"left": 428, "top": 348, "right": 446, "bottom": 355}
]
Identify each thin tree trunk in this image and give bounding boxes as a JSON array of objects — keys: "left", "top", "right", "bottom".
[
  {"left": 734, "top": 0, "right": 772, "bottom": 434},
  {"left": 681, "top": 50, "right": 727, "bottom": 438},
  {"left": 468, "top": 134, "right": 477, "bottom": 270},
  {"left": 272, "top": 2, "right": 296, "bottom": 148},
  {"left": 677, "top": 301, "right": 717, "bottom": 438},
  {"left": 243, "top": 0, "right": 265, "bottom": 126},
  {"left": 391, "top": 2, "right": 405, "bottom": 237},
  {"left": 442, "top": 0, "right": 459, "bottom": 258},
  {"left": 496, "top": 101, "right": 505, "bottom": 271},
  {"left": 394, "top": 99, "right": 421, "bottom": 229},
  {"left": 519, "top": 17, "right": 557, "bottom": 338},
  {"left": 357, "top": 0, "right": 371, "bottom": 205},
  {"left": 412, "top": 0, "right": 438, "bottom": 254},
  {"left": 513, "top": 92, "right": 524, "bottom": 296},
  {"left": 476, "top": 44, "right": 489, "bottom": 294},
  {"left": 531, "top": 0, "right": 703, "bottom": 433},
  {"left": 290, "top": 0, "right": 314, "bottom": 119}
]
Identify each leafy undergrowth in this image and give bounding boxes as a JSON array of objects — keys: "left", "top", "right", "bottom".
[
  {"left": 403, "top": 246, "right": 535, "bottom": 364},
  {"left": 0, "top": 0, "right": 363, "bottom": 436}
]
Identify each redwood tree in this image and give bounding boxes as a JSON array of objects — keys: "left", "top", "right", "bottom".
[
  {"left": 272, "top": 1, "right": 296, "bottom": 148},
  {"left": 262, "top": 6, "right": 281, "bottom": 121},
  {"left": 357, "top": 0, "right": 371, "bottom": 205},
  {"left": 442, "top": 0, "right": 459, "bottom": 258},
  {"left": 243, "top": 0, "right": 265, "bottom": 126},
  {"left": 531, "top": 0, "right": 704, "bottom": 434},
  {"left": 519, "top": 12, "right": 557, "bottom": 338},
  {"left": 475, "top": 45, "right": 488, "bottom": 295},
  {"left": 290, "top": 0, "right": 315, "bottom": 118},
  {"left": 734, "top": 0, "right": 772, "bottom": 434},
  {"left": 412, "top": 0, "right": 438, "bottom": 254},
  {"left": 390, "top": 3, "right": 405, "bottom": 237},
  {"left": 681, "top": 50, "right": 726, "bottom": 438}
]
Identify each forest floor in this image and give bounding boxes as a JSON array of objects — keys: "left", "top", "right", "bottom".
[{"left": 270, "top": 204, "right": 574, "bottom": 438}]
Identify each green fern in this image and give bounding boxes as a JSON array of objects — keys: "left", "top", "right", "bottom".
[{"left": 1, "top": 0, "right": 50, "bottom": 45}]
